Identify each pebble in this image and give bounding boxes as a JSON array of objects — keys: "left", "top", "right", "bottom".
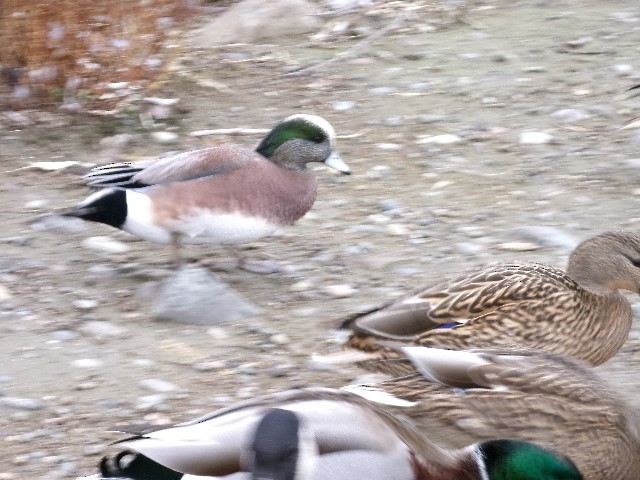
[
  {"left": 0, "top": 284, "right": 12, "bottom": 301},
  {"left": 0, "top": 397, "right": 45, "bottom": 410},
  {"left": 269, "top": 333, "right": 290, "bottom": 345},
  {"left": 193, "top": 360, "right": 226, "bottom": 372},
  {"left": 415, "top": 114, "right": 445, "bottom": 124},
  {"left": 207, "top": 327, "right": 230, "bottom": 340},
  {"left": 386, "top": 224, "right": 411, "bottom": 236},
  {"left": 99, "top": 133, "right": 135, "bottom": 149},
  {"left": 550, "top": 108, "right": 591, "bottom": 123},
  {"left": 289, "top": 280, "right": 314, "bottom": 292},
  {"left": 519, "top": 131, "right": 553, "bottom": 144},
  {"left": 29, "top": 214, "right": 88, "bottom": 235},
  {"left": 376, "top": 143, "right": 403, "bottom": 150},
  {"left": 79, "top": 321, "right": 127, "bottom": 338},
  {"left": 324, "top": 284, "right": 357, "bottom": 298},
  {"left": 139, "top": 379, "right": 182, "bottom": 393},
  {"left": 82, "top": 236, "right": 130, "bottom": 254},
  {"left": 455, "top": 242, "right": 485, "bottom": 256},
  {"left": 416, "top": 134, "right": 462, "bottom": 145},
  {"left": 72, "top": 299, "right": 99, "bottom": 311},
  {"left": 71, "top": 358, "right": 104, "bottom": 369},
  {"left": 510, "top": 226, "right": 578, "bottom": 252},
  {"left": 150, "top": 131, "right": 179, "bottom": 144},
  {"left": 150, "top": 266, "right": 261, "bottom": 325},
  {"left": 495, "top": 242, "right": 541, "bottom": 252},
  {"left": 612, "top": 64, "right": 633, "bottom": 75},
  {"left": 136, "top": 394, "right": 168, "bottom": 412},
  {"left": 50, "top": 330, "right": 79, "bottom": 342},
  {"left": 333, "top": 101, "right": 356, "bottom": 111},
  {"left": 144, "top": 97, "right": 179, "bottom": 106},
  {"left": 266, "top": 365, "right": 292, "bottom": 377}
]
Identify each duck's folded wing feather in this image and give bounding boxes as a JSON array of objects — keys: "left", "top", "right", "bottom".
[
  {"left": 348, "top": 264, "right": 572, "bottom": 340},
  {"left": 85, "top": 146, "right": 255, "bottom": 188}
]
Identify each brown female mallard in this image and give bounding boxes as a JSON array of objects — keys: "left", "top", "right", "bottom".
[
  {"left": 344, "top": 346, "right": 640, "bottom": 480},
  {"left": 318, "top": 230, "right": 640, "bottom": 375}
]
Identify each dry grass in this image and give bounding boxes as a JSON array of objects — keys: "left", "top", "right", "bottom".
[{"left": 0, "top": 0, "right": 189, "bottom": 110}]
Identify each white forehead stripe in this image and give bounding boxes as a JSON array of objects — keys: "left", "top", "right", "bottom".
[{"left": 284, "top": 114, "right": 336, "bottom": 143}]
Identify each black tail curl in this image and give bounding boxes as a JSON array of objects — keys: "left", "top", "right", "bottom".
[{"left": 99, "top": 451, "right": 182, "bottom": 480}]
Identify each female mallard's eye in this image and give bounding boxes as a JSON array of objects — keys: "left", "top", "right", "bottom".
[{"left": 630, "top": 258, "right": 640, "bottom": 268}]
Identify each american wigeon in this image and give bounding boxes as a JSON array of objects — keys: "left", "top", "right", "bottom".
[
  {"left": 78, "top": 387, "right": 583, "bottom": 480},
  {"left": 63, "top": 114, "right": 350, "bottom": 263},
  {"left": 316, "top": 230, "right": 640, "bottom": 374},
  {"left": 345, "top": 347, "right": 640, "bottom": 480}
]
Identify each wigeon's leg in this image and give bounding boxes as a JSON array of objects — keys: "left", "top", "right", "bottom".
[{"left": 171, "top": 233, "right": 182, "bottom": 269}]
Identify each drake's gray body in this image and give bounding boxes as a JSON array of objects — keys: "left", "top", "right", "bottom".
[{"left": 77, "top": 388, "right": 582, "bottom": 480}]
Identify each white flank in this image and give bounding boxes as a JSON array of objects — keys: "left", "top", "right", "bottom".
[
  {"left": 341, "top": 384, "right": 418, "bottom": 407},
  {"left": 123, "top": 190, "right": 278, "bottom": 245},
  {"left": 122, "top": 190, "right": 173, "bottom": 244}
]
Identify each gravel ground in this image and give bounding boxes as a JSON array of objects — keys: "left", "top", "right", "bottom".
[{"left": 2, "top": 1, "right": 640, "bottom": 477}]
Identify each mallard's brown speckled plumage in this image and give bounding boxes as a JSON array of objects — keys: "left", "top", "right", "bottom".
[
  {"left": 344, "top": 347, "right": 640, "bottom": 480},
  {"left": 325, "top": 231, "right": 640, "bottom": 375}
]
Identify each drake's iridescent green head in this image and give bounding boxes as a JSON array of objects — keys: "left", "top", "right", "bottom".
[
  {"left": 256, "top": 114, "right": 350, "bottom": 174},
  {"left": 480, "top": 440, "right": 583, "bottom": 480}
]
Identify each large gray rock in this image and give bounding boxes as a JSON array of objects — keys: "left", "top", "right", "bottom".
[
  {"left": 193, "top": 0, "right": 321, "bottom": 46},
  {"left": 150, "top": 267, "right": 261, "bottom": 325}
]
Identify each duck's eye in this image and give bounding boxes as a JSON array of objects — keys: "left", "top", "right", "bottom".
[{"left": 630, "top": 258, "right": 640, "bottom": 268}]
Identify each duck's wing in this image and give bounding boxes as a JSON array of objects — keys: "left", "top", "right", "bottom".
[
  {"left": 345, "top": 263, "right": 573, "bottom": 341},
  {"left": 104, "top": 388, "right": 424, "bottom": 477},
  {"left": 84, "top": 146, "right": 255, "bottom": 188},
  {"left": 346, "top": 347, "right": 640, "bottom": 480}
]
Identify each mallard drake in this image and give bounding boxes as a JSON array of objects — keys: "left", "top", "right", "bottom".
[
  {"left": 63, "top": 114, "right": 350, "bottom": 262},
  {"left": 77, "top": 387, "right": 583, "bottom": 480},
  {"left": 344, "top": 346, "right": 640, "bottom": 480},
  {"left": 317, "top": 230, "right": 640, "bottom": 374}
]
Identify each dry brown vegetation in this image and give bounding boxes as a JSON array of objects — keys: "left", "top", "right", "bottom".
[{"left": 0, "top": 0, "right": 188, "bottom": 110}]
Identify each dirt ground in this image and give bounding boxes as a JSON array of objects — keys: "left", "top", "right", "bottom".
[{"left": 2, "top": 1, "right": 640, "bottom": 477}]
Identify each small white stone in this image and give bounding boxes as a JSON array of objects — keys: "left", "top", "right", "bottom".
[
  {"left": 73, "top": 299, "right": 99, "bottom": 311},
  {"left": 376, "top": 143, "right": 403, "bottom": 151},
  {"left": 79, "top": 321, "right": 127, "bottom": 338},
  {"left": 289, "top": 280, "right": 314, "bottom": 292},
  {"left": 550, "top": 108, "right": 591, "bottom": 123},
  {"left": 386, "top": 224, "right": 410, "bottom": 236},
  {"left": 495, "top": 242, "right": 541, "bottom": 252},
  {"left": 333, "top": 101, "right": 355, "bottom": 111},
  {"left": 24, "top": 199, "right": 49, "bottom": 209},
  {"left": 416, "top": 134, "right": 461, "bottom": 145},
  {"left": 519, "top": 131, "right": 553, "bottom": 144},
  {"left": 324, "top": 284, "right": 357, "bottom": 298},
  {"left": 136, "top": 394, "right": 167, "bottom": 411},
  {"left": 71, "top": 358, "right": 104, "bottom": 369},
  {"left": 150, "top": 131, "right": 179, "bottom": 144},
  {"left": 0, "top": 285, "right": 12, "bottom": 301},
  {"left": 143, "top": 97, "right": 179, "bottom": 106},
  {"left": 612, "top": 64, "right": 633, "bottom": 75},
  {"left": 139, "top": 379, "right": 181, "bottom": 393},
  {"left": 82, "top": 236, "right": 130, "bottom": 254},
  {"left": 269, "top": 334, "right": 290, "bottom": 345},
  {"left": 207, "top": 327, "right": 229, "bottom": 340}
]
